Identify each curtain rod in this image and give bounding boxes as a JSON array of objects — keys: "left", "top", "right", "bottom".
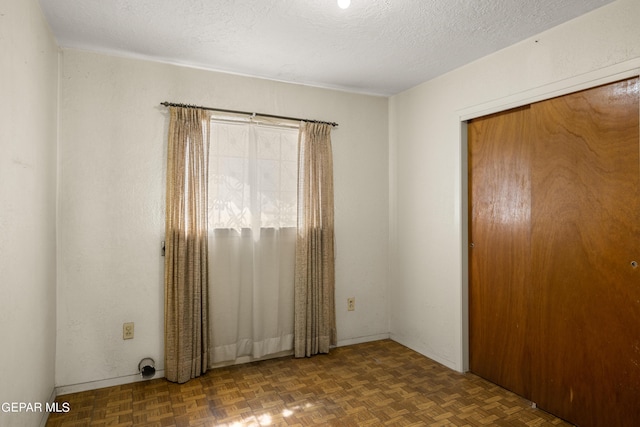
[{"left": 160, "top": 102, "right": 338, "bottom": 127}]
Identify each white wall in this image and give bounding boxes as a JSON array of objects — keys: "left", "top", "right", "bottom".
[
  {"left": 389, "top": 0, "right": 640, "bottom": 372},
  {"left": 0, "top": 0, "right": 59, "bottom": 426},
  {"left": 56, "top": 50, "right": 389, "bottom": 389}
]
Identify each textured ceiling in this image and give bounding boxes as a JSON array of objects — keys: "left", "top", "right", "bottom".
[{"left": 39, "top": 0, "right": 615, "bottom": 96}]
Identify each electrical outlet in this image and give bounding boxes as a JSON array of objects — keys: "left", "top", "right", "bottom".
[
  {"left": 123, "top": 322, "right": 134, "bottom": 340},
  {"left": 347, "top": 297, "right": 355, "bottom": 311}
]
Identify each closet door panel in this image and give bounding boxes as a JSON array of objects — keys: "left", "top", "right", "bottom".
[
  {"left": 529, "top": 78, "right": 640, "bottom": 426},
  {"left": 468, "top": 106, "right": 532, "bottom": 398}
]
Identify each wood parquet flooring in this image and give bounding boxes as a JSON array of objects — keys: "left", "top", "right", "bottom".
[{"left": 46, "top": 340, "right": 572, "bottom": 426}]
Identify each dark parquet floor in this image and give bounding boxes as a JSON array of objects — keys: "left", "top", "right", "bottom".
[{"left": 46, "top": 339, "right": 572, "bottom": 426}]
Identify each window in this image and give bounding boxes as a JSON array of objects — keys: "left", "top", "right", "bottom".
[
  {"left": 208, "top": 119, "right": 299, "bottom": 363},
  {"left": 209, "top": 121, "right": 298, "bottom": 230}
]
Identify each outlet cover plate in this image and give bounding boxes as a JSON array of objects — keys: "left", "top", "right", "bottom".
[
  {"left": 347, "top": 297, "right": 355, "bottom": 311},
  {"left": 123, "top": 322, "right": 134, "bottom": 340}
]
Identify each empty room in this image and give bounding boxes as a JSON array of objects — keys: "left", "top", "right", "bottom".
[{"left": 1, "top": 0, "right": 639, "bottom": 426}]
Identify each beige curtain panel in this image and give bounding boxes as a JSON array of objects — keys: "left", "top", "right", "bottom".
[
  {"left": 164, "top": 107, "right": 211, "bottom": 383},
  {"left": 294, "top": 122, "right": 337, "bottom": 357}
]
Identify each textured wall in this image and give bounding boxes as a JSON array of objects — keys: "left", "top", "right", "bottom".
[
  {"left": 0, "top": 0, "right": 59, "bottom": 426},
  {"left": 389, "top": 0, "right": 640, "bottom": 372},
  {"left": 56, "top": 50, "right": 389, "bottom": 388}
]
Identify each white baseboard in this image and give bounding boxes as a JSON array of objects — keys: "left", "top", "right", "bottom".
[
  {"left": 38, "top": 388, "right": 57, "bottom": 427},
  {"left": 56, "top": 370, "right": 165, "bottom": 396},
  {"left": 54, "top": 336, "right": 390, "bottom": 397},
  {"left": 389, "top": 333, "right": 460, "bottom": 372},
  {"left": 337, "top": 332, "right": 390, "bottom": 347}
]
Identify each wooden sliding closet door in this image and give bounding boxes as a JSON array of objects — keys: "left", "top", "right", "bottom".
[
  {"left": 468, "top": 106, "right": 533, "bottom": 399},
  {"left": 468, "top": 77, "right": 640, "bottom": 427},
  {"left": 528, "top": 78, "right": 640, "bottom": 426}
]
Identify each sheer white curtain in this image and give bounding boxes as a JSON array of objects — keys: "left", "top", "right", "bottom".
[{"left": 208, "top": 120, "right": 298, "bottom": 364}]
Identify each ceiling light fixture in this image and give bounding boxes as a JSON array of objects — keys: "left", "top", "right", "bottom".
[{"left": 337, "top": 0, "right": 350, "bottom": 9}]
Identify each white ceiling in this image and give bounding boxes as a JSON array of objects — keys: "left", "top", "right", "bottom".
[{"left": 39, "top": 0, "right": 615, "bottom": 96}]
